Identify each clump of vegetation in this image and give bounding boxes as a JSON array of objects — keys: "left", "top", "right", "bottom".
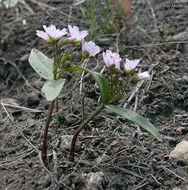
[{"left": 28, "top": 24, "right": 161, "bottom": 164}]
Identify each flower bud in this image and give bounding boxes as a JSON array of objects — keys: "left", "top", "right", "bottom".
[
  {"left": 124, "top": 59, "right": 140, "bottom": 75},
  {"left": 132, "top": 71, "right": 150, "bottom": 83},
  {"left": 81, "top": 51, "right": 89, "bottom": 59}
]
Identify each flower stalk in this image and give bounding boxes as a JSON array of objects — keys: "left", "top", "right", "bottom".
[
  {"left": 69, "top": 103, "right": 105, "bottom": 161},
  {"left": 42, "top": 100, "right": 55, "bottom": 163}
]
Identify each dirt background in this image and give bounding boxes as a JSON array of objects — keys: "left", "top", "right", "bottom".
[{"left": 0, "top": 0, "right": 188, "bottom": 189}]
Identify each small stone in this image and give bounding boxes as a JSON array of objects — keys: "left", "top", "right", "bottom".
[
  {"left": 60, "top": 135, "right": 73, "bottom": 151},
  {"left": 38, "top": 175, "right": 51, "bottom": 188},
  {"left": 84, "top": 172, "right": 107, "bottom": 190},
  {"left": 170, "top": 140, "right": 188, "bottom": 164}
]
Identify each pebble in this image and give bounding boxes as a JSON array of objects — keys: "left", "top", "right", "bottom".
[
  {"left": 60, "top": 135, "right": 73, "bottom": 151},
  {"left": 38, "top": 175, "right": 51, "bottom": 188},
  {"left": 170, "top": 140, "right": 188, "bottom": 164},
  {"left": 84, "top": 171, "right": 107, "bottom": 190}
]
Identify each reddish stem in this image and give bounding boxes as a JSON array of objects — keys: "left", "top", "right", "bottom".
[
  {"left": 69, "top": 104, "right": 105, "bottom": 161},
  {"left": 42, "top": 100, "right": 55, "bottom": 163}
]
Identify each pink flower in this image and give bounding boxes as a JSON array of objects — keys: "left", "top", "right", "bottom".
[
  {"left": 103, "top": 50, "right": 122, "bottom": 70},
  {"left": 36, "top": 25, "right": 67, "bottom": 41},
  {"left": 68, "top": 25, "right": 88, "bottom": 42},
  {"left": 124, "top": 58, "right": 140, "bottom": 71},
  {"left": 82, "top": 41, "right": 100, "bottom": 57},
  {"left": 138, "top": 72, "right": 150, "bottom": 80},
  {"left": 36, "top": 30, "right": 49, "bottom": 40}
]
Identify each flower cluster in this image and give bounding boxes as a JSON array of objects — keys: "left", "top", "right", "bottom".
[
  {"left": 32, "top": 24, "right": 158, "bottom": 163},
  {"left": 36, "top": 24, "right": 100, "bottom": 57},
  {"left": 36, "top": 24, "right": 88, "bottom": 43},
  {"left": 36, "top": 24, "right": 150, "bottom": 81},
  {"left": 103, "top": 51, "right": 150, "bottom": 81}
]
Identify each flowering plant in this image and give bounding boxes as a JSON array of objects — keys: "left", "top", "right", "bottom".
[{"left": 29, "top": 24, "right": 161, "bottom": 163}]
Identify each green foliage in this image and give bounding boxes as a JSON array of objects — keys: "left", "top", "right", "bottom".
[
  {"left": 42, "top": 78, "right": 66, "bottom": 101},
  {"left": 75, "top": 0, "right": 118, "bottom": 40},
  {"left": 1, "top": 0, "right": 19, "bottom": 8},
  {"left": 28, "top": 49, "right": 54, "bottom": 80},
  {"left": 28, "top": 49, "right": 110, "bottom": 103},
  {"left": 54, "top": 114, "right": 60, "bottom": 124},
  {"left": 61, "top": 66, "right": 111, "bottom": 104},
  {"left": 73, "top": 0, "right": 88, "bottom": 6},
  {"left": 105, "top": 105, "right": 162, "bottom": 141},
  {"left": 87, "top": 70, "right": 111, "bottom": 104},
  {"left": 81, "top": 0, "right": 97, "bottom": 39},
  {"left": 160, "top": 25, "right": 171, "bottom": 41}
]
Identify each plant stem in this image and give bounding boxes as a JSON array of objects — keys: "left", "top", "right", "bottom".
[
  {"left": 42, "top": 100, "right": 55, "bottom": 163},
  {"left": 123, "top": 76, "right": 130, "bottom": 92},
  {"left": 0, "top": 10, "right": 8, "bottom": 49},
  {"left": 69, "top": 103, "right": 105, "bottom": 161},
  {"left": 55, "top": 97, "right": 58, "bottom": 112}
]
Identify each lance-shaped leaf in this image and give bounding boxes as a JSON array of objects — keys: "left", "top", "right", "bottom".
[
  {"left": 42, "top": 78, "right": 66, "bottom": 101},
  {"left": 60, "top": 66, "right": 111, "bottom": 104},
  {"left": 105, "top": 105, "right": 162, "bottom": 141},
  {"left": 2, "top": 0, "right": 19, "bottom": 8},
  {"left": 28, "top": 49, "right": 54, "bottom": 80},
  {"left": 74, "top": 0, "right": 88, "bottom": 6},
  {"left": 88, "top": 70, "right": 110, "bottom": 104}
]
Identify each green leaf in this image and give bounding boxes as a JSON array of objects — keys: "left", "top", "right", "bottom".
[
  {"left": 60, "top": 66, "right": 111, "bottom": 104},
  {"left": 28, "top": 49, "right": 54, "bottom": 80},
  {"left": 74, "top": 0, "right": 88, "bottom": 6},
  {"left": 3, "top": 0, "right": 19, "bottom": 8},
  {"left": 96, "top": 38, "right": 112, "bottom": 43},
  {"left": 89, "top": 71, "right": 111, "bottom": 104},
  {"left": 42, "top": 78, "right": 66, "bottom": 101},
  {"left": 105, "top": 105, "right": 162, "bottom": 141}
]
